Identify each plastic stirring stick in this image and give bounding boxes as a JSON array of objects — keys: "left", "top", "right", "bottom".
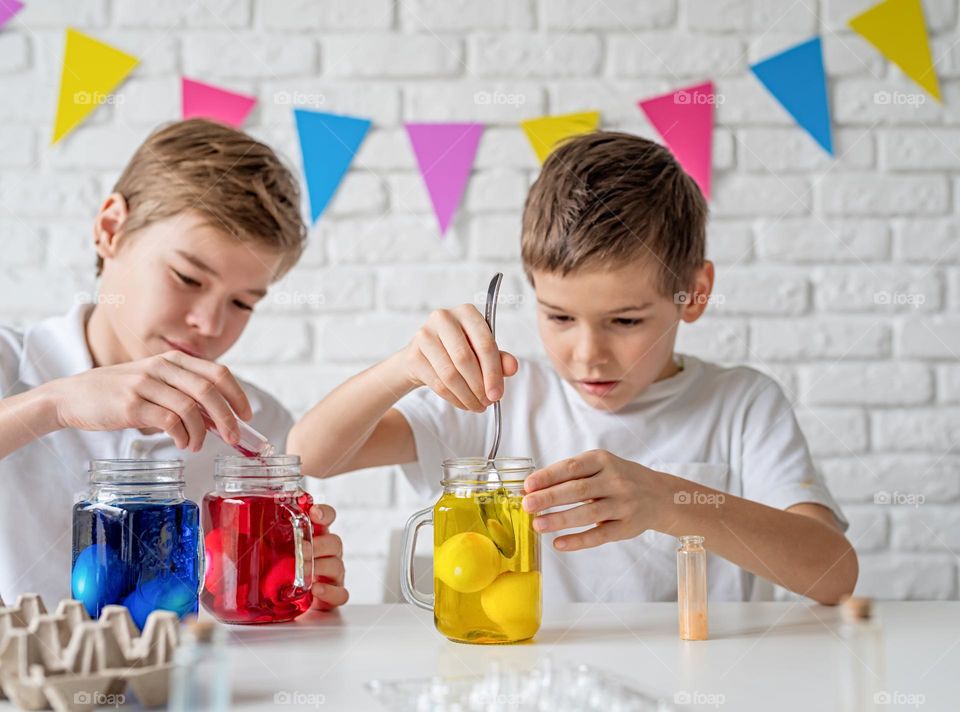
[{"left": 200, "top": 408, "right": 276, "bottom": 457}]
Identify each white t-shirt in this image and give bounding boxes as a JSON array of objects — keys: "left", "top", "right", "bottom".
[
  {"left": 394, "top": 355, "right": 848, "bottom": 604},
  {"left": 0, "top": 304, "right": 294, "bottom": 606}
]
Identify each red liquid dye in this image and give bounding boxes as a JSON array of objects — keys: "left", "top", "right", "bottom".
[{"left": 201, "top": 491, "right": 318, "bottom": 624}]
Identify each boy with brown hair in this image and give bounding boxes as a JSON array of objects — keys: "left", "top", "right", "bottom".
[
  {"left": 289, "top": 131, "right": 858, "bottom": 605},
  {"left": 0, "top": 119, "right": 347, "bottom": 610}
]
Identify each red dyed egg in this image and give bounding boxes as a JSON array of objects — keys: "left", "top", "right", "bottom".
[
  {"left": 261, "top": 556, "right": 299, "bottom": 603},
  {"left": 203, "top": 529, "right": 225, "bottom": 595}
]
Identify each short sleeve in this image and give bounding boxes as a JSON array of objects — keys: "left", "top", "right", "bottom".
[
  {"left": 0, "top": 327, "right": 24, "bottom": 398},
  {"left": 393, "top": 387, "right": 489, "bottom": 496},
  {"left": 740, "top": 379, "right": 848, "bottom": 531}
]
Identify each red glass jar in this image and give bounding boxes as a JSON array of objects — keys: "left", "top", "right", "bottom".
[{"left": 201, "top": 455, "right": 315, "bottom": 624}]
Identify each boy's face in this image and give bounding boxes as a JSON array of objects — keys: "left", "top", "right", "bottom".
[
  {"left": 95, "top": 209, "right": 282, "bottom": 365},
  {"left": 531, "top": 259, "right": 712, "bottom": 413}
]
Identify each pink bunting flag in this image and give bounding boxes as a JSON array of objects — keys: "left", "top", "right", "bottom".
[
  {"left": 181, "top": 77, "right": 256, "bottom": 128},
  {"left": 0, "top": 0, "right": 24, "bottom": 29},
  {"left": 405, "top": 122, "right": 484, "bottom": 236},
  {"left": 638, "top": 81, "right": 715, "bottom": 200}
]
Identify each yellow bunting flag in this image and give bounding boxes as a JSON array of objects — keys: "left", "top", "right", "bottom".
[
  {"left": 52, "top": 29, "right": 139, "bottom": 144},
  {"left": 521, "top": 111, "right": 600, "bottom": 164},
  {"left": 848, "top": 0, "right": 940, "bottom": 101}
]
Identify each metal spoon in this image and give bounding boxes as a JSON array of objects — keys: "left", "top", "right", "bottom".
[
  {"left": 478, "top": 273, "right": 516, "bottom": 558},
  {"left": 484, "top": 272, "right": 504, "bottom": 464}
]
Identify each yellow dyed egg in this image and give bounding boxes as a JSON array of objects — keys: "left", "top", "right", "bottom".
[
  {"left": 435, "top": 532, "right": 501, "bottom": 594},
  {"left": 485, "top": 518, "right": 515, "bottom": 557},
  {"left": 480, "top": 571, "right": 541, "bottom": 640}
]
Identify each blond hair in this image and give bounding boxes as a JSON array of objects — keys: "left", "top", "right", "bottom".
[{"left": 99, "top": 118, "right": 306, "bottom": 278}]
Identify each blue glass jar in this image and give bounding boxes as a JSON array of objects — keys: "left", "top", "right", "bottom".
[{"left": 71, "top": 459, "right": 202, "bottom": 629}]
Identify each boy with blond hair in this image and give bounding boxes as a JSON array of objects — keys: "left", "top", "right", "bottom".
[
  {"left": 290, "top": 131, "right": 857, "bottom": 605},
  {"left": 0, "top": 119, "right": 346, "bottom": 610}
]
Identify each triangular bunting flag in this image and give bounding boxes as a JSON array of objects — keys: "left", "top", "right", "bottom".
[
  {"left": 848, "top": 0, "right": 940, "bottom": 101},
  {"left": 52, "top": 29, "right": 139, "bottom": 144},
  {"left": 181, "top": 78, "right": 257, "bottom": 128},
  {"left": 638, "top": 81, "right": 715, "bottom": 199},
  {"left": 750, "top": 38, "right": 834, "bottom": 155},
  {"left": 0, "top": 0, "right": 24, "bottom": 29},
  {"left": 294, "top": 109, "right": 371, "bottom": 223},
  {"left": 405, "top": 123, "right": 484, "bottom": 237},
  {"left": 521, "top": 111, "right": 600, "bottom": 164}
]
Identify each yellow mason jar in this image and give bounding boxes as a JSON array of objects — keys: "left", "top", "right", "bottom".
[{"left": 401, "top": 457, "right": 541, "bottom": 644}]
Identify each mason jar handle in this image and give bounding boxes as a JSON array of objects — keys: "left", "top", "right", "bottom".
[
  {"left": 280, "top": 503, "right": 314, "bottom": 591},
  {"left": 400, "top": 506, "right": 434, "bottom": 611}
]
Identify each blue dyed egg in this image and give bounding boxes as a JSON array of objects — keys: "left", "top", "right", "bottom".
[
  {"left": 71, "top": 544, "right": 125, "bottom": 617},
  {"left": 123, "top": 575, "right": 198, "bottom": 629},
  {"left": 122, "top": 582, "right": 155, "bottom": 629},
  {"left": 156, "top": 577, "right": 200, "bottom": 617}
]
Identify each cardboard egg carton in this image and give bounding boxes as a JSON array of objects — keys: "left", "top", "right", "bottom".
[{"left": 0, "top": 593, "right": 180, "bottom": 711}]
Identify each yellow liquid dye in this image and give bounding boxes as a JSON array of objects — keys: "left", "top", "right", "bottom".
[{"left": 433, "top": 488, "right": 541, "bottom": 644}]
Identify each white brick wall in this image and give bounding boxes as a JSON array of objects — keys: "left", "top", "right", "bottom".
[{"left": 1, "top": 0, "right": 958, "bottom": 602}]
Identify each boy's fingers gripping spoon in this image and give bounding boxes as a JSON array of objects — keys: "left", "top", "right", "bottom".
[{"left": 479, "top": 273, "right": 516, "bottom": 558}]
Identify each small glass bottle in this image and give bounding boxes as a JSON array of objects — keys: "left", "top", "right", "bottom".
[
  {"left": 168, "top": 619, "right": 230, "bottom": 712},
  {"left": 840, "top": 597, "right": 885, "bottom": 712},
  {"left": 677, "top": 535, "right": 708, "bottom": 641}
]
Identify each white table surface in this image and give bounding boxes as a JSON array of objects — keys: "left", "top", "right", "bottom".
[
  {"left": 3, "top": 602, "right": 957, "bottom": 711},
  {"left": 214, "top": 601, "right": 957, "bottom": 711}
]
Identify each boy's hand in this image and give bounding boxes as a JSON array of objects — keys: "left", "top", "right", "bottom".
[
  {"left": 521, "top": 450, "right": 670, "bottom": 551},
  {"left": 43, "top": 350, "right": 252, "bottom": 452},
  {"left": 401, "top": 305, "right": 519, "bottom": 412},
  {"left": 307, "top": 504, "right": 348, "bottom": 610}
]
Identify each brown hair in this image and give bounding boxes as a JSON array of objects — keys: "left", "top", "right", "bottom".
[
  {"left": 521, "top": 131, "right": 708, "bottom": 298},
  {"left": 98, "top": 118, "right": 306, "bottom": 278}
]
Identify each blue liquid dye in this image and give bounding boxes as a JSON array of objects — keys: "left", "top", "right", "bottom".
[{"left": 71, "top": 500, "right": 201, "bottom": 628}]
